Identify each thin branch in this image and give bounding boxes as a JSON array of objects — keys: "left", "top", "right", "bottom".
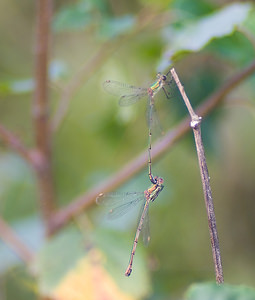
[
  {"left": 34, "top": 0, "right": 56, "bottom": 235},
  {"left": 50, "top": 60, "right": 255, "bottom": 233},
  {"left": 171, "top": 68, "right": 224, "bottom": 284},
  {"left": 0, "top": 124, "right": 35, "bottom": 165},
  {"left": 0, "top": 216, "right": 34, "bottom": 264}
]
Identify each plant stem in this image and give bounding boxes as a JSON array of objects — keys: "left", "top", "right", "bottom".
[
  {"left": 34, "top": 0, "right": 55, "bottom": 235},
  {"left": 193, "top": 125, "right": 224, "bottom": 284},
  {"left": 171, "top": 67, "right": 224, "bottom": 284},
  {"left": 0, "top": 216, "right": 34, "bottom": 264},
  {"left": 0, "top": 124, "right": 34, "bottom": 166}
]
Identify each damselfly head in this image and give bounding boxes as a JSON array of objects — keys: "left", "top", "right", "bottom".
[
  {"left": 153, "top": 176, "right": 164, "bottom": 185},
  {"left": 156, "top": 73, "right": 167, "bottom": 81}
]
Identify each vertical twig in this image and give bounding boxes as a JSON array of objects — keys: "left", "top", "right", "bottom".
[
  {"left": 34, "top": 0, "right": 56, "bottom": 235},
  {"left": 0, "top": 216, "right": 34, "bottom": 264},
  {"left": 171, "top": 68, "right": 224, "bottom": 284}
]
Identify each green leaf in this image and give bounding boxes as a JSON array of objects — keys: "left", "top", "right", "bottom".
[
  {"left": 0, "top": 79, "right": 34, "bottom": 95},
  {"left": 53, "top": 1, "right": 93, "bottom": 31},
  {"left": 34, "top": 227, "right": 150, "bottom": 299},
  {"left": 0, "top": 154, "right": 37, "bottom": 219},
  {"left": 158, "top": 2, "right": 252, "bottom": 70},
  {"left": 170, "top": 0, "right": 215, "bottom": 19},
  {"left": 35, "top": 228, "right": 85, "bottom": 294},
  {"left": 99, "top": 15, "right": 135, "bottom": 38},
  {"left": 0, "top": 60, "right": 67, "bottom": 95},
  {"left": 186, "top": 282, "right": 255, "bottom": 300},
  {"left": 242, "top": 7, "right": 255, "bottom": 36}
]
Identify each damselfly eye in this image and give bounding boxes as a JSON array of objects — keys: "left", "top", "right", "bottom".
[
  {"left": 162, "top": 75, "right": 167, "bottom": 81},
  {"left": 158, "top": 177, "right": 164, "bottom": 184}
]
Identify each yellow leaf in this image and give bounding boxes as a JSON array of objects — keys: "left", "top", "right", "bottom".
[{"left": 52, "top": 249, "right": 135, "bottom": 300}]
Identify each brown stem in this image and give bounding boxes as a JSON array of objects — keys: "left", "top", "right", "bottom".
[
  {"left": 0, "top": 124, "right": 35, "bottom": 166},
  {"left": 193, "top": 125, "right": 224, "bottom": 284},
  {"left": 171, "top": 67, "right": 224, "bottom": 284},
  {"left": 50, "top": 60, "right": 255, "bottom": 234},
  {"left": 34, "top": 0, "right": 55, "bottom": 235},
  {"left": 0, "top": 216, "right": 34, "bottom": 264}
]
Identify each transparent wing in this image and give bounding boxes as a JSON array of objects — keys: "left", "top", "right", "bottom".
[
  {"left": 103, "top": 80, "right": 148, "bottom": 106},
  {"left": 96, "top": 192, "right": 145, "bottom": 219},
  {"left": 146, "top": 96, "right": 164, "bottom": 137},
  {"left": 141, "top": 206, "right": 150, "bottom": 246},
  {"left": 118, "top": 92, "right": 148, "bottom": 106}
]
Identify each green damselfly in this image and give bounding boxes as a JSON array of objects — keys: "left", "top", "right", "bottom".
[
  {"left": 96, "top": 176, "right": 164, "bottom": 276},
  {"left": 103, "top": 72, "right": 174, "bottom": 184}
]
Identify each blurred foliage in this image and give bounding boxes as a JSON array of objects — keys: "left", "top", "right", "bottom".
[
  {"left": 159, "top": 2, "right": 252, "bottom": 69},
  {"left": 53, "top": 0, "right": 135, "bottom": 39},
  {"left": 186, "top": 282, "right": 255, "bottom": 300},
  {"left": 1, "top": 0, "right": 255, "bottom": 299}
]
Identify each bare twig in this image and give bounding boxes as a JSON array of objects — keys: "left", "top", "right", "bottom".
[
  {"left": 50, "top": 60, "right": 255, "bottom": 233},
  {"left": 171, "top": 68, "right": 224, "bottom": 284},
  {"left": 34, "top": 0, "right": 56, "bottom": 235},
  {"left": 0, "top": 216, "right": 34, "bottom": 264},
  {"left": 0, "top": 124, "right": 35, "bottom": 166}
]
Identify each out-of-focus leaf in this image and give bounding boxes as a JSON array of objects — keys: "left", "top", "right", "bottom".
[
  {"left": 93, "top": 227, "right": 151, "bottom": 297},
  {"left": 0, "top": 79, "right": 34, "bottom": 95},
  {"left": 206, "top": 31, "right": 255, "bottom": 65},
  {"left": 0, "top": 216, "right": 43, "bottom": 273},
  {"left": 99, "top": 15, "right": 135, "bottom": 38},
  {"left": 0, "top": 60, "right": 68, "bottom": 95},
  {"left": 138, "top": 0, "right": 172, "bottom": 9},
  {"left": 35, "top": 227, "right": 150, "bottom": 299},
  {"left": 53, "top": 1, "right": 93, "bottom": 31},
  {"left": 242, "top": 7, "right": 255, "bottom": 35},
  {"left": 35, "top": 228, "right": 85, "bottom": 293},
  {"left": 52, "top": 251, "right": 135, "bottom": 300},
  {"left": 49, "top": 60, "right": 68, "bottom": 80},
  {"left": 3, "top": 266, "right": 37, "bottom": 300},
  {"left": 53, "top": 0, "right": 135, "bottom": 38},
  {"left": 0, "top": 154, "right": 37, "bottom": 219},
  {"left": 170, "top": 0, "right": 215, "bottom": 19},
  {"left": 158, "top": 2, "right": 252, "bottom": 70},
  {"left": 185, "top": 282, "right": 255, "bottom": 300},
  {"left": 53, "top": 0, "right": 110, "bottom": 32}
]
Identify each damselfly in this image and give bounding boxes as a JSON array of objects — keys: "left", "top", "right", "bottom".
[
  {"left": 96, "top": 176, "right": 164, "bottom": 276},
  {"left": 103, "top": 72, "right": 174, "bottom": 184}
]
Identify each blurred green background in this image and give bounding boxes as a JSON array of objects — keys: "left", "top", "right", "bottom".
[{"left": 1, "top": 0, "right": 255, "bottom": 299}]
